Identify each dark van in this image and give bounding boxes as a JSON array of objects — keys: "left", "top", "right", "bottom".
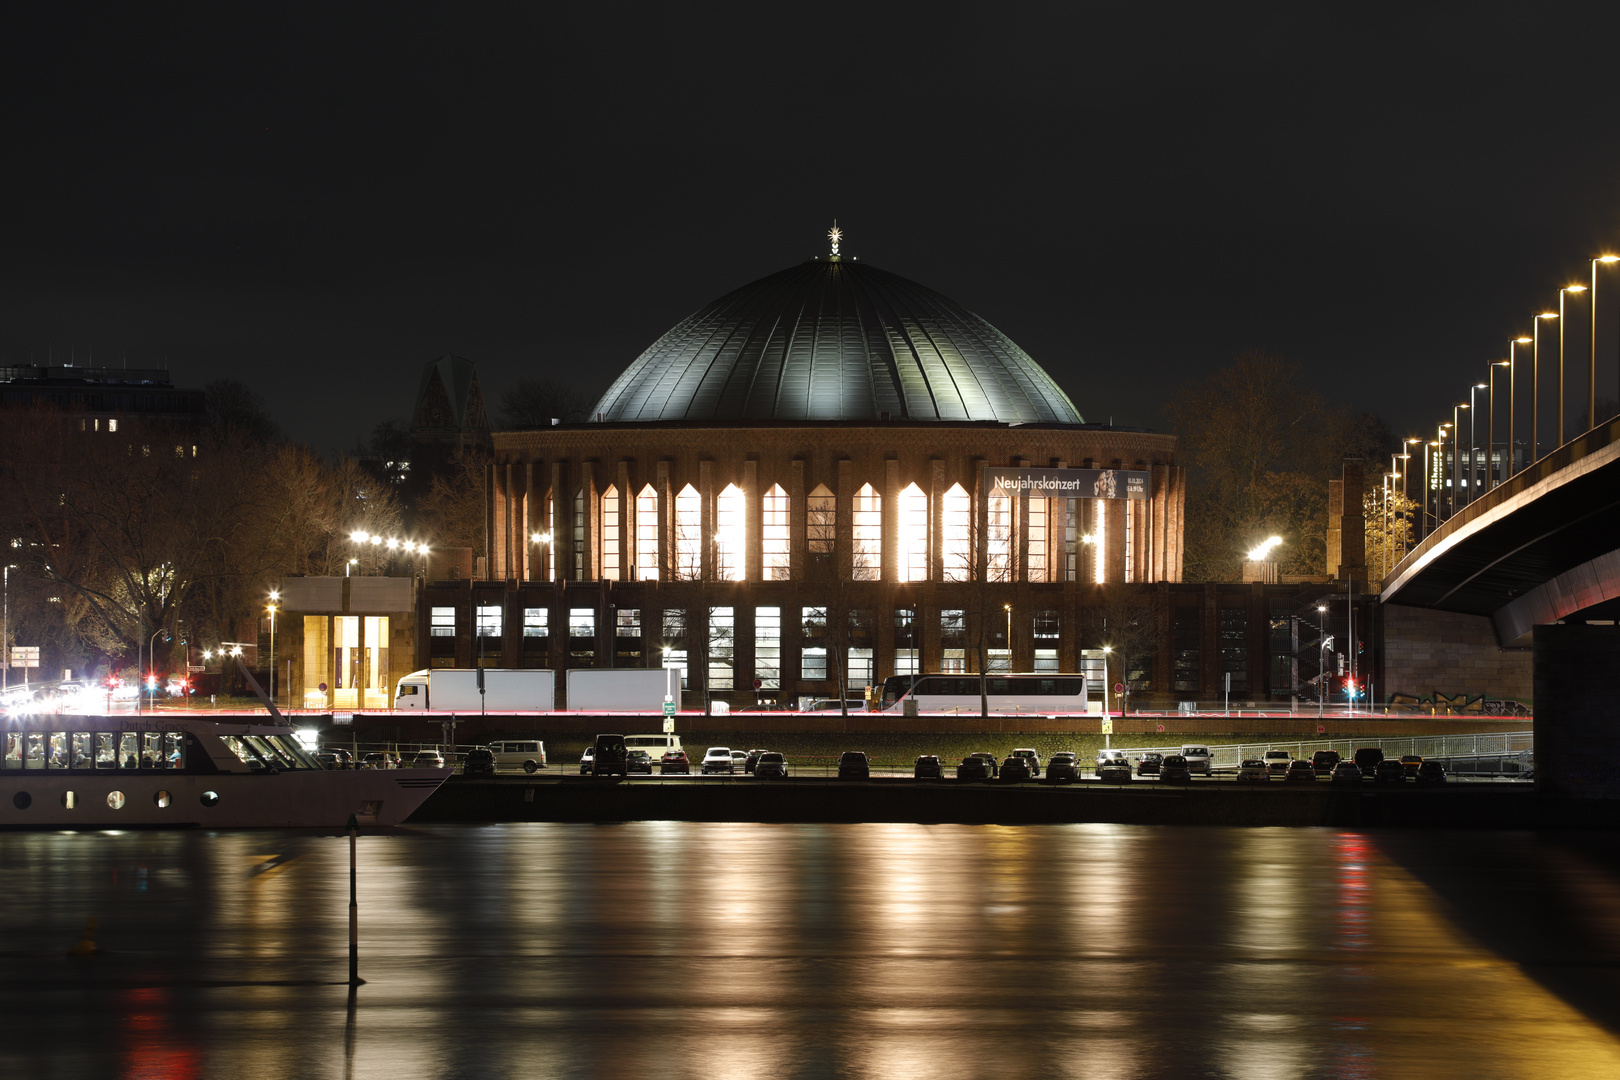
[
  {"left": 591, "top": 733, "right": 629, "bottom": 777},
  {"left": 1352, "top": 747, "right": 1385, "bottom": 780}
]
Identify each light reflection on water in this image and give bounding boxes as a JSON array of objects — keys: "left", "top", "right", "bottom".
[{"left": 3, "top": 823, "right": 1620, "bottom": 1079}]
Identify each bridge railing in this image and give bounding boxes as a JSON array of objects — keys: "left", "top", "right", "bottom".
[{"left": 1111, "top": 731, "right": 1535, "bottom": 770}]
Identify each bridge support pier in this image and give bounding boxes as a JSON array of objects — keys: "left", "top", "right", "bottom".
[{"left": 1534, "top": 623, "right": 1620, "bottom": 798}]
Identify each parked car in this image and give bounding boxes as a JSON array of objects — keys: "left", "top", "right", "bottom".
[
  {"left": 1095, "top": 749, "right": 1128, "bottom": 776},
  {"left": 701, "top": 747, "right": 735, "bottom": 774},
  {"left": 755, "top": 752, "right": 789, "bottom": 779},
  {"left": 626, "top": 749, "right": 654, "bottom": 774},
  {"left": 914, "top": 755, "right": 944, "bottom": 780},
  {"left": 1400, "top": 754, "right": 1425, "bottom": 778},
  {"left": 1097, "top": 757, "right": 1133, "bottom": 783},
  {"left": 579, "top": 746, "right": 595, "bottom": 774},
  {"left": 1000, "top": 755, "right": 1032, "bottom": 782},
  {"left": 730, "top": 751, "right": 750, "bottom": 772},
  {"left": 1047, "top": 752, "right": 1080, "bottom": 782},
  {"left": 1352, "top": 747, "right": 1385, "bottom": 779},
  {"left": 322, "top": 747, "right": 356, "bottom": 770},
  {"left": 361, "top": 751, "right": 399, "bottom": 770},
  {"left": 1136, "top": 752, "right": 1164, "bottom": 777},
  {"left": 1330, "top": 760, "right": 1363, "bottom": 784},
  {"left": 1236, "top": 759, "right": 1270, "bottom": 783},
  {"left": 743, "top": 749, "right": 770, "bottom": 774},
  {"left": 1311, "top": 750, "right": 1342, "bottom": 777},
  {"left": 1179, "top": 744, "right": 1212, "bottom": 776},
  {"left": 1263, "top": 749, "right": 1292, "bottom": 776},
  {"left": 410, "top": 749, "right": 445, "bottom": 769},
  {"left": 660, "top": 749, "right": 691, "bottom": 774},
  {"left": 1373, "top": 759, "right": 1406, "bottom": 783},
  {"left": 462, "top": 747, "right": 496, "bottom": 775},
  {"left": 968, "top": 751, "right": 1000, "bottom": 778},
  {"left": 838, "top": 751, "right": 871, "bottom": 780},
  {"left": 957, "top": 755, "right": 993, "bottom": 781},
  {"left": 1415, "top": 760, "right": 1448, "bottom": 784},
  {"left": 1284, "top": 759, "right": 1318, "bottom": 783},
  {"left": 1160, "top": 754, "right": 1192, "bottom": 784},
  {"left": 1010, "top": 748, "right": 1042, "bottom": 777},
  {"left": 591, "top": 734, "right": 629, "bottom": 777}
]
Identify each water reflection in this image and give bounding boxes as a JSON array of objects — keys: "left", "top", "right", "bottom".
[{"left": 5, "top": 824, "right": 1620, "bottom": 1078}]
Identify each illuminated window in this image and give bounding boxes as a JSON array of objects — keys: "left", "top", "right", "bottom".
[
  {"left": 476, "top": 606, "right": 502, "bottom": 637},
  {"left": 1028, "top": 495, "right": 1047, "bottom": 582},
  {"left": 709, "top": 607, "right": 734, "bottom": 690},
  {"left": 848, "top": 609, "right": 874, "bottom": 689},
  {"left": 897, "top": 482, "right": 928, "bottom": 582},
  {"left": 1094, "top": 500, "right": 1107, "bottom": 583},
  {"left": 600, "top": 485, "right": 620, "bottom": 581},
  {"left": 430, "top": 607, "right": 456, "bottom": 637},
  {"left": 523, "top": 608, "right": 548, "bottom": 637},
  {"left": 107, "top": 418, "right": 117, "bottom": 432},
  {"left": 569, "top": 608, "right": 595, "bottom": 663},
  {"left": 1035, "top": 609, "right": 1059, "bottom": 672},
  {"left": 894, "top": 607, "right": 918, "bottom": 676},
  {"left": 941, "top": 609, "right": 966, "bottom": 673},
  {"left": 807, "top": 484, "right": 835, "bottom": 554},
  {"left": 715, "top": 484, "right": 745, "bottom": 581},
  {"left": 664, "top": 609, "right": 688, "bottom": 689},
  {"left": 801, "top": 606, "right": 827, "bottom": 680},
  {"left": 1124, "top": 500, "right": 1134, "bottom": 582},
  {"left": 573, "top": 489, "right": 585, "bottom": 580},
  {"left": 987, "top": 491, "right": 1012, "bottom": 582},
  {"left": 942, "top": 483, "right": 972, "bottom": 581},
  {"left": 673, "top": 484, "right": 701, "bottom": 580},
  {"left": 635, "top": 485, "right": 659, "bottom": 580},
  {"left": 852, "top": 483, "right": 880, "bottom": 580},
  {"left": 762, "top": 484, "right": 790, "bottom": 580},
  {"left": 755, "top": 606, "right": 780, "bottom": 690}
]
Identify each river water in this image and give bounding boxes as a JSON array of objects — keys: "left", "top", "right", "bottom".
[{"left": 6, "top": 822, "right": 1620, "bottom": 1079}]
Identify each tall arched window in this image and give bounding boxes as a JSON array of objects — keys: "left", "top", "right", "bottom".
[
  {"left": 1027, "top": 494, "right": 1047, "bottom": 583},
  {"left": 852, "top": 483, "right": 881, "bottom": 581},
  {"left": 762, "top": 484, "right": 790, "bottom": 580},
  {"left": 807, "top": 484, "right": 835, "bottom": 554},
  {"left": 673, "top": 484, "right": 701, "bottom": 581},
  {"left": 573, "top": 489, "right": 585, "bottom": 580},
  {"left": 600, "top": 485, "right": 620, "bottom": 581},
  {"left": 635, "top": 485, "right": 659, "bottom": 580},
  {"left": 942, "top": 483, "right": 972, "bottom": 581},
  {"left": 987, "top": 490, "right": 1011, "bottom": 582},
  {"left": 715, "top": 483, "right": 746, "bottom": 581},
  {"left": 897, "top": 482, "right": 928, "bottom": 582},
  {"left": 1093, "top": 499, "right": 1107, "bottom": 583}
]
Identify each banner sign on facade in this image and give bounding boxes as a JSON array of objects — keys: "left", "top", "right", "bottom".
[{"left": 985, "top": 467, "right": 1150, "bottom": 500}]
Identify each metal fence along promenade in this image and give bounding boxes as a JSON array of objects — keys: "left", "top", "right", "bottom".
[{"left": 1111, "top": 731, "right": 1535, "bottom": 771}]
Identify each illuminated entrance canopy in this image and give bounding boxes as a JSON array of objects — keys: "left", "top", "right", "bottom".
[{"left": 986, "top": 467, "right": 1150, "bottom": 500}]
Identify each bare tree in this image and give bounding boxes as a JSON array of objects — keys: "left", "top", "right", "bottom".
[{"left": 497, "top": 378, "right": 593, "bottom": 429}]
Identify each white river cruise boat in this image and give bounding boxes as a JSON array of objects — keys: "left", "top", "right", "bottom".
[{"left": 0, "top": 715, "right": 452, "bottom": 828}]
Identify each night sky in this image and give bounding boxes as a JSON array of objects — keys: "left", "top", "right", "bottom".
[{"left": 7, "top": 3, "right": 1620, "bottom": 452}]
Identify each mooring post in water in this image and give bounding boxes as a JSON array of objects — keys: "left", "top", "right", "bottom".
[{"left": 347, "top": 812, "right": 364, "bottom": 986}]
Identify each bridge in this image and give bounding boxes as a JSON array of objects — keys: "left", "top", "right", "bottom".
[{"left": 1381, "top": 414, "right": 1620, "bottom": 798}]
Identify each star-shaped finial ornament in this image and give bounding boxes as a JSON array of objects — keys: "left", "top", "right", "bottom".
[{"left": 828, "top": 221, "right": 842, "bottom": 256}]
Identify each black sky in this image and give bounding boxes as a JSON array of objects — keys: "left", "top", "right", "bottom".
[{"left": 6, "top": 2, "right": 1620, "bottom": 452}]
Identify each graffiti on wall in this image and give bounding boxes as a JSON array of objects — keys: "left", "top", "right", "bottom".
[{"left": 1386, "top": 691, "right": 1531, "bottom": 717}]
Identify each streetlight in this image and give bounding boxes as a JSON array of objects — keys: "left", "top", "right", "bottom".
[
  {"left": 1430, "top": 425, "right": 1451, "bottom": 530},
  {"left": 137, "top": 625, "right": 167, "bottom": 716},
  {"left": 1316, "top": 604, "right": 1329, "bottom": 719},
  {"left": 268, "top": 590, "right": 279, "bottom": 709},
  {"left": 1450, "top": 404, "right": 1469, "bottom": 518},
  {"left": 1466, "top": 383, "right": 1487, "bottom": 506},
  {"left": 1590, "top": 255, "right": 1620, "bottom": 430},
  {"left": 1559, "top": 285, "right": 1588, "bottom": 447},
  {"left": 1489, "top": 359, "right": 1511, "bottom": 490},
  {"left": 1532, "top": 312, "right": 1558, "bottom": 467},
  {"left": 1003, "top": 603, "right": 1012, "bottom": 673},
  {"left": 1101, "top": 645, "right": 1112, "bottom": 742}
]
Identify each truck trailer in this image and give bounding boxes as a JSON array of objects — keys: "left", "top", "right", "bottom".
[
  {"left": 393, "top": 669, "right": 556, "bottom": 711},
  {"left": 564, "top": 668, "right": 680, "bottom": 711}
]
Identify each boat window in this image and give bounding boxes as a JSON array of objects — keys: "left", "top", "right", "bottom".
[
  {"left": 119, "top": 733, "right": 140, "bottom": 769},
  {"left": 62, "top": 791, "right": 76, "bottom": 809},
  {"left": 246, "top": 735, "right": 298, "bottom": 769},
  {"left": 48, "top": 733, "right": 67, "bottom": 769},
  {"left": 219, "top": 736, "right": 268, "bottom": 770},
  {"left": 25, "top": 733, "right": 45, "bottom": 770},
  {"left": 71, "top": 733, "right": 93, "bottom": 769},
  {"left": 96, "top": 733, "right": 119, "bottom": 769},
  {"left": 4, "top": 733, "right": 21, "bottom": 769},
  {"left": 265, "top": 736, "right": 316, "bottom": 768},
  {"left": 164, "top": 733, "right": 186, "bottom": 770},
  {"left": 143, "top": 732, "right": 163, "bottom": 768},
  {"left": 107, "top": 791, "right": 126, "bottom": 810}
]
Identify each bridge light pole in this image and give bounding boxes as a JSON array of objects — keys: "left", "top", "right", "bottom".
[
  {"left": 1489, "top": 360, "right": 1511, "bottom": 490},
  {"left": 1433, "top": 424, "right": 1452, "bottom": 530},
  {"left": 1466, "top": 384, "right": 1487, "bottom": 506},
  {"left": 1593, "top": 255, "right": 1620, "bottom": 432},
  {"left": 1451, "top": 404, "right": 1469, "bottom": 519},
  {"left": 1559, "top": 285, "right": 1588, "bottom": 447},
  {"left": 1532, "top": 312, "right": 1558, "bottom": 468},
  {"left": 1507, "top": 337, "right": 1532, "bottom": 479}
]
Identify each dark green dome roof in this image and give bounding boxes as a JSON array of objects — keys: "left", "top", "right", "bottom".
[{"left": 590, "top": 257, "right": 1083, "bottom": 424}]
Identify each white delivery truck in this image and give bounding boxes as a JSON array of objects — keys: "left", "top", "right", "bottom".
[
  {"left": 392, "top": 669, "right": 556, "bottom": 710},
  {"left": 564, "top": 668, "right": 680, "bottom": 712}
]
